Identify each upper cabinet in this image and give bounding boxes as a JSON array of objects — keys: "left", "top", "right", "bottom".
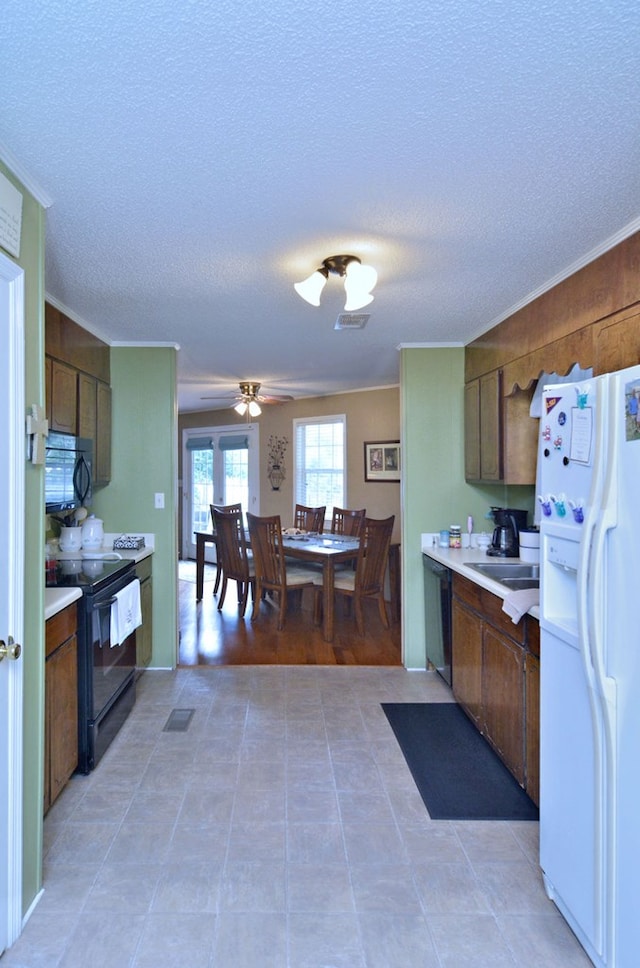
[
  {"left": 464, "top": 232, "right": 640, "bottom": 485},
  {"left": 45, "top": 304, "right": 112, "bottom": 485},
  {"left": 464, "top": 369, "right": 538, "bottom": 484},
  {"left": 464, "top": 370, "right": 502, "bottom": 482}
]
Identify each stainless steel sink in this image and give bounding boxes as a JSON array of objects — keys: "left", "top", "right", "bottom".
[{"left": 464, "top": 561, "right": 539, "bottom": 591}]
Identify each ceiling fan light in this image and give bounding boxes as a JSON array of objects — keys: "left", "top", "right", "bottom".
[
  {"left": 248, "top": 399, "right": 262, "bottom": 417},
  {"left": 234, "top": 401, "right": 248, "bottom": 416},
  {"left": 344, "top": 290, "right": 374, "bottom": 311},
  {"left": 294, "top": 270, "right": 327, "bottom": 306}
]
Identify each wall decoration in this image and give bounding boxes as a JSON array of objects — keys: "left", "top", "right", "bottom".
[
  {"left": 364, "top": 440, "right": 401, "bottom": 482},
  {"left": 268, "top": 434, "right": 288, "bottom": 490}
]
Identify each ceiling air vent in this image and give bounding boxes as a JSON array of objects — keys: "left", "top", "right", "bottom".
[{"left": 334, "top": 313, "right": 370, "bottom": 331}]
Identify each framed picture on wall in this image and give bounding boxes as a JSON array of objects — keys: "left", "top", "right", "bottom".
[{"left": 364, "top": 440, "right": 401, "bottom": 482}]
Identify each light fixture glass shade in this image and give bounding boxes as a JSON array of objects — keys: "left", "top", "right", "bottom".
[
  {"left": 344, "top": 290, "right": 374, "bottom": 311},
  {"left": 248, "top": 400, "right": 262, "bottom": 417},
  {"left": 234, "top": 401, "right": 248, "bottom": 416},
  {"left": 294, "top": 270, "right": 327, "bottom": 306},
  {"left": 343, "top": 261, "right": 377, "bottom": 310}
]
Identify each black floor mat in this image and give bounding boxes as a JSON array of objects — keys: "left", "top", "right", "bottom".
[{"left": 382, "top": 702, "right": 538, "bottom": 821}]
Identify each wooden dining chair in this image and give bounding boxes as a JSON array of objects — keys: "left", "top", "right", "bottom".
[
  {"left": 330, "top": 515, "right": 395, "bottom": 634},
  {"left": 212, "top": 505, "right": 255, "bottom": 617},
  {"left": 293, "top": 504, "right": 326, "bottom": 533},
  {"left": 331, "top": 506, "right": 366, "bottom": 537},
  {"left": 209, "top": 502, "right": 242, "bottom": 597},
  {"left": 247, "top": 512, "right": 317, "bottom": 630}
]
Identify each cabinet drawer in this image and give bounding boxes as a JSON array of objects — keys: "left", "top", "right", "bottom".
[
  {"left": 46, "top": 603, "right": 78, "bottom": 658},
  {"left": 452, "top": 572, "right": 482, "bottom": 611},
  {"left": 480, "top": 587, "right": 526, "bottom": 645}
]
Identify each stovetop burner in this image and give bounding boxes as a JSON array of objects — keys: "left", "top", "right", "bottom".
[{"left": 46, "top": 556, "right": 134, "bottom": 591}]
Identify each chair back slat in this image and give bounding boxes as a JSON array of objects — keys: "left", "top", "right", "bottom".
[
  {"left": 294, "top": 504, "right": 326, "bottom": 533},
  {"left": 212, "top": 506, "right": 251, "bottom": 580},
  {"left": 247, "top": 513, "right": 285, "bottom": 589},
  {"left": 355, "top": 516, "right": 395, "bottom": 595},
  {"left": 331, "top": 507, "right": 366, "bottom": 537}
]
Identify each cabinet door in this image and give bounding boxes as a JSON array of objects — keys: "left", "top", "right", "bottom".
[
  {"left": 78, "top": 372, "right": 97, "bottom": 440},
  {"left": 464, "top": 380, "right": 481, "bottom": 481},
  {"left": 95, "top": 380, "right": 112, "bottom": 484},
  {"left": 479, "top": 370, "right": 502, "bottom": 481},
  {"left": 452, "top": 599, "right": 483, "bottom": 726},
  {"left": 482, "top": 625, "right": 524, "bottom": 784},
  {"left": 46, "top": 635, "right": 79, "bottom": 810},
  {"left": 137, "top": 577, "right": 153, "bottom": 669},
  {"left": 50, "top": 359, "right": 77, "bottom": 434},
  {"left": 525, "top": 652, "right": 540, "bottom": 805}
]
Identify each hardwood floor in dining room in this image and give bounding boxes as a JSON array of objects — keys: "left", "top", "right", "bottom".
[{"left": 178, "top": 560, "right": 402, "bottom": 666}]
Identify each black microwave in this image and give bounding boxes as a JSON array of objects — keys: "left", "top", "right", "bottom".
[{"left": 45, "top": 432, "right": 93, "bottom": 514}]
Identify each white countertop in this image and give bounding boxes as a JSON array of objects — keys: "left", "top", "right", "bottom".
[
  {"left": 45, "top": 587, "right": 83, "bottom": 621},
  {"left": 421, "top": 533, "right": 540, "bottom": 620}
]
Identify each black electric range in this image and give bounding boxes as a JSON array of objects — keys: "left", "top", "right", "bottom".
[
  {"left": 46, "top": 556, "right": 135, "bottom": 592},
  {"left": 47, "top": 555, "right": 138, "bottom": 772}
]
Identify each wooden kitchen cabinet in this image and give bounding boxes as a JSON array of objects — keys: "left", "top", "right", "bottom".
[
  {"left": 452, "top": 584, "right": 483, "bottom": 726},
  {"left": 95, "top": 380, "right": 112, "bottom": 484},
  {"left": 135, "top": 556, "right": 153, "bottom": 674},
  {"left": 48, "top": 359, "right": 78, "bottom": 434},
  {"left": 464, "top": 370, "right": 502, "bottom": 482},
  {"left": 78, "top": 372, "right": 97, "bottom": 439},
  {"left": 482, "top": 624, "right": 525, "bottom": 784},
  {"left": 45, "top": 603, "right": 79, "bottom": 814},
  {"left": 525, "top": 652, "right": 540, "bottom": 804},
  {"left": 452, "top": 572, "right": 539, "bottom": 800}
]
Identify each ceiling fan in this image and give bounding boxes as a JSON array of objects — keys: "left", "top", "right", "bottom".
[{"left": 201, "top": 381, "right": 294, "bottom": 416}]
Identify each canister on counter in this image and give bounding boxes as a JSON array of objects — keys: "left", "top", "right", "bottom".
[
  {"left": 438, "top": 529, "right": 449, "bottom": 548},
  {"left": 449, "top": 525, "right": 461, "bottom": 548}
]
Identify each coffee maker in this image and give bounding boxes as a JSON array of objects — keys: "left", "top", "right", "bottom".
[{"left": 487, "top": 507, "right": 528, "bottom": 557}]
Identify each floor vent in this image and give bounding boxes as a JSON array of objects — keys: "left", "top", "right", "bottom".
[{"left": 163, "top": 708, "right": 195, "bottom": 732}]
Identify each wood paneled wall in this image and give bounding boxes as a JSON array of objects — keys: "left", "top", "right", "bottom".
[{"left": 466, "top": 231, "right": 640, "bottom": 389}]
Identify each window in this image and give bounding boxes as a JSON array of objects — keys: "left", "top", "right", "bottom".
[{"left": 294, "top": 415, "right": 346, "bottom": 515}]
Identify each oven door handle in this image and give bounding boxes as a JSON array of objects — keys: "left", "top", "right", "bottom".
[{"left": 91, "top": 596, "right": 118, "bottom": 610}]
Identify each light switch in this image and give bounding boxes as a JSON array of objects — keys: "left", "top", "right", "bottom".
[{"left": 154, "top": 492, "right": 165, "bottom": 509}]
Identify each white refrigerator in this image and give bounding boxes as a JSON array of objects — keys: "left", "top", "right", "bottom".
[{"left": 538, "top": 364, "right": 640, "bottom": 967}]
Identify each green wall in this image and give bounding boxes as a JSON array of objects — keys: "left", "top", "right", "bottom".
[
  {"left": 1, "top": 160, "right": 47, "bottom": 914},
  {"left": 400, "top": 346, "right": 534, "bottom": 668},
  {"left": 92, "top": 346, "right": 179, "bottom": 669}
]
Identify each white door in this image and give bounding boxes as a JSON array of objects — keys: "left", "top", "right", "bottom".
[
  {"left": 0, "top": 252, "right": 25, "bottom": 953},
  {"left": 182, "top": 425, "right": 260, "bottom": 560}
]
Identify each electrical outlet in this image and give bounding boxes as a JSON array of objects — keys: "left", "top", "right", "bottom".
[{"left": 154, "top": 492, "right": 165, "bottom": 509}]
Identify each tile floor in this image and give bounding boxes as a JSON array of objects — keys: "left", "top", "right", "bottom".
[{"left": 4, "top": 666, "right": 591, "bottom": 967}]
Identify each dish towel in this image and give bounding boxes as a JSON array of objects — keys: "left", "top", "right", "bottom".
[
  {"left": 110, "top": 578, "right": 142, "bottom": 647},
  {"left": 502, "top": 588, "right": 540, "bottom": 624}
]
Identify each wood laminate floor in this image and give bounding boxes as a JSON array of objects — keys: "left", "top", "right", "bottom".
[{"left": 178, "top": 561, "right": 402, "bottom": 666}]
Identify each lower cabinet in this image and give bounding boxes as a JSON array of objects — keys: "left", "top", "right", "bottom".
[
  {"left": 135, "top": 556, "right": 153, "bottom": 674},
  {"left": 45, "top": 603, "right": 79, "bottom": 814},
  {"left": 452, "top": 572, "right": 539, "bottom": 802}
]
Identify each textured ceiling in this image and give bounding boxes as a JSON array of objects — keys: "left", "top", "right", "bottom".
[{"left": 2, "top": 0, "right": 640, "bottom": 411}]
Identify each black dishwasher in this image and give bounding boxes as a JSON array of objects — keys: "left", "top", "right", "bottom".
[{"left": 422, "top": 554, "right": 452, "bottom": 685}]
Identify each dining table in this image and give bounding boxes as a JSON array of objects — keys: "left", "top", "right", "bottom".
[{"left": 193, "top": 529, "right": 400, "bottom": 641}]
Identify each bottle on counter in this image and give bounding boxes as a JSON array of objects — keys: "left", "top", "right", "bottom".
[{"left": 449, "top": 525, "right": 461, "bottom": 549}]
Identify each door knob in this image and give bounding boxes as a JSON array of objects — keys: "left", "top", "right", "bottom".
[{"left": 0, "top": 636, "right": 21, "bottom": 661}]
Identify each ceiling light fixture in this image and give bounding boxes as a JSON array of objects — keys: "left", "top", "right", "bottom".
[
  {"left": 294, "top": 254, "right": 377, "bottom": 311},
  {"left": 234, "top": 398, "right": 262, "bottom": 417}
]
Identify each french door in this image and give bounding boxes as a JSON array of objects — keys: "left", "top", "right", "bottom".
[{"left": 182, "top": 424, "right": 260, "bottom": 561}]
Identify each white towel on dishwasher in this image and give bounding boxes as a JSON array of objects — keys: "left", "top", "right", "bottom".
[{"left": 110, "top": 578, "right": 142, "bottom": 646}]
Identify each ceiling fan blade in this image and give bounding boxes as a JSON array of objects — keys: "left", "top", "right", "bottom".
[{"left": 258, "top": 393, "right": 294, "bottom": 404}]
